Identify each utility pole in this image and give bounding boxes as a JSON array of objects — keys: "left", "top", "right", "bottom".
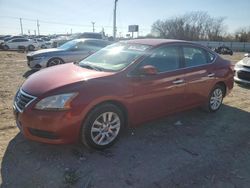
[
  {"left": 113, "top": 0, "right": 118, "bottom": 40},
  {"left": 91, "top": 22, "right": 95, "bottom": 32},
  {"left": 19, "top": 18, "right": 23, "bottom": 35},
  {"left": 34, "top": 30, "right": 36, "bottom": 36},
  {"left": 71, "top": 28, "right": 72, "bottom": 35},
  {"left": 37, "top": 20, "right": 40, "bottom": 36}
]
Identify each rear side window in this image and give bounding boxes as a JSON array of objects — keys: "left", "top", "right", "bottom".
[
  {"left": 12, "top": 39, "right": 28, "bottom": 42},
  {"left": 140, "top": 46, "right": 180, "bottom": 73},
  {"left": 208, "top": 52, "right": 216, "bottom": 62},
  {"left": 183, "top": 47, "right": 208, "bottom": 67}
]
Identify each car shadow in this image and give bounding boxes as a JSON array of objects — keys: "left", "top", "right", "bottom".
[
  {"left": 1, "top": 105, "right": 250, "bottom": 188},
  {"left": 236, "top": 83, "right": 250, "bottom": 90},
  {"left": 23, "top": 69, "right": 38, "bottom": 78}
]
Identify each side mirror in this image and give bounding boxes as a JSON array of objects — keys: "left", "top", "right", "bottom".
[
  {"left": 244, "top": 53, "right": 250, "bottom": 57},
  {"left": 139, "top": 65, "right": 158, "bottom": 75}
]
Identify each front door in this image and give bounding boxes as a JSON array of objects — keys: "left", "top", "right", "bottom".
[{"left": 129, "top": 45, "right": 186, "bottom": 124}]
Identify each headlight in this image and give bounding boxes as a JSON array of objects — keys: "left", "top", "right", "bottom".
[
  {"left": 234, "top": 63, "right": 243, "bottom": 69},
  {"left": 35, "top": 93, "right": 78, "bottom": 110}
]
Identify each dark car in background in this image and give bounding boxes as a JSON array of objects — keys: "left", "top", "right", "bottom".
[
  {"left": 14, "top": 39, "right": 234, "bottom": 149},
  {"left": 234, "top": 53, "right": 250, "bottom": 85},
  {"left": 27, "top": 38, "right": 111, "bottom": 69},
  {"left": 214, "top": 46, "right": 233, "bottom": 55}
]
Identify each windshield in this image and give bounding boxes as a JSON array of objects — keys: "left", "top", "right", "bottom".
[
  {"left": 58, "top": 40, "right": 78, "bottom": 50},
  {"left": 79, "top": 42, "right": 151, "bottom": 72}
]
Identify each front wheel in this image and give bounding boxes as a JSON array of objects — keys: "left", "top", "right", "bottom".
[
  {"left": 3, "top": 45, "right": 9, "bottom": 50},
  {"left": 205, "top": 85, "right": 225, "bottom": 112},
  {"left": 47, "top": 58, "right": 64, "bottom": 67},
  {"left": 81, "top": 104, "right": 124, "bottom": 149}
]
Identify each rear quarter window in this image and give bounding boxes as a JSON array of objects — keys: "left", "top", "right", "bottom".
[
  {"left": 183, "top": 46, "right": 208, "bottom": 67},
  {"left": 208, "top": 52, "right": 216, "bottom": 63}
]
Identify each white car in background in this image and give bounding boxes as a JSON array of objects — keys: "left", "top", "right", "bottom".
[
  {"left": 234, "top": 53, "right": 250, "bottom": 85},
  {"left": 4, "top": 38, "right": 39, "bottom": 51},
  {"left": 35, "top": 39, "right": 52, "bottom": 49}
]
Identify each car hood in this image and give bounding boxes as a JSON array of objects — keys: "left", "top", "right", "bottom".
[
  {"left": 22, "top": 63, "right": 113, "bottom": 96},
  {"left": 237, "top": 57, "right": 250, "bottom": 67},
  {"left": 27, "top": 48, "right": 64, "bottom": 56}
]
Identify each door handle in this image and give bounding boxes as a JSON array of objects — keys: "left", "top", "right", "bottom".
[
  {"left": 207, "top": 73, "right": 215, "bottom": 77},
  {"left": 172, "top": 79, "right": 184, "bottom": 84}
]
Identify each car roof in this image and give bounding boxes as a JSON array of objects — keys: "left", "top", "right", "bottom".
[
  {"left": 73, "top": 38, "right": 110, "bottom": 43},
  {"left": 124, "top": 38, "right": 192, "bottom": 47}
]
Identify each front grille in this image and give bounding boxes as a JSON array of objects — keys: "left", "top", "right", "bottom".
[
  {"left": 238, "top": 71, "right": 250, "bottom": 82},
  {"left": 27, "top": 56, "right": 33, "bottom": 62},
  {"left": 243, "top": 65, "right": 250, "bottom": 69},
  {"left": 14, "top": 89, "right": 36, "bottom": 112}
]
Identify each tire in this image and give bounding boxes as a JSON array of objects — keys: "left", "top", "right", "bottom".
[
  {"left": 28, "top": 45, "right": 35, "bottom": 51},
  {"left": 204, "top": 84, "right": 225, "bottom": 113},
  {"left": 3, "top": 45, "right": 9, "bottom": 50},
  {"left": 81, "top": 103, "right": 125, "bottom": 149},
  {"left": 47, "top": 58, "right": 64, "bottom": 67}
]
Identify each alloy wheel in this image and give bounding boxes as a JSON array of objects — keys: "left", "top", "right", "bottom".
[
  {"left": 210, "top": 88, "right": 223, "bottom": 110},
  {"left": 90, "top": 112, "right": 121, "bottom": 146},
  {"left": 48, "top": 59, "right": 63, "bottom": 66}
]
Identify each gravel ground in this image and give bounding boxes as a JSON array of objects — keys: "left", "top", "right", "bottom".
[{"left": 0, "top": 51, "right": 250, "bottom": 188}]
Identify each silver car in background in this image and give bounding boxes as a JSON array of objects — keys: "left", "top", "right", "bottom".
[
  {"left": 234, "top": 53, "right": 250, "bottom": 85},
  {"left": 27, "top": 38, "right": 111, "bottom": 69}
]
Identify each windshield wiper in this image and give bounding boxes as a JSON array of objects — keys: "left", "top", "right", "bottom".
[{"left": 80, "top": 63, "right": 103, "bottom": 71}]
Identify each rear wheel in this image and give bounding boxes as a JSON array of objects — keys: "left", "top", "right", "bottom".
[
  {"left": 81, "top": 103, "right": 124, "bottom": 149},
  {"left": 205, "top": 85, "right": 225, "bottom": 112},
  {"left": 28, "top": 45, "right": 35, "bottom": 51}
]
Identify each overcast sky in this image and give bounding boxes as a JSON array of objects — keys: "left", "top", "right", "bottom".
[{"left": 0, "top": 0, "right": 249, "bottom": 36}]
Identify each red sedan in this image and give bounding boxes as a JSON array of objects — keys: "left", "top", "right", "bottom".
[{"left": 13, "top": 39, "right": 234, "bottom": 149}]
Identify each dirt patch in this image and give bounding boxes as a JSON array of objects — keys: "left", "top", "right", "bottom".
[{"left": 0, "top": 51, "right": 250, "bottom": 187}]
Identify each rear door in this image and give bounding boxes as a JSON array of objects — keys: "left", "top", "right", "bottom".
[
  {"left": 181, "top": 45, "right": 216, "bottom": 106},
  {"left": 129, "top": 45, "right": 186, "bottom": 124}
]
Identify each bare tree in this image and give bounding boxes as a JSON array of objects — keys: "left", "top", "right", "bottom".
[
  {"left": 235, "top": 27, "right": 250, "bottom": 42},
  {"left": 151, "top": 11, "right": 226, "bottom": 41}
]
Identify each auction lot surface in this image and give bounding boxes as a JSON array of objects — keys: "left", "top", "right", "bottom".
[{"left": 0, "top": 51, "right": 250, "bottom": 188}]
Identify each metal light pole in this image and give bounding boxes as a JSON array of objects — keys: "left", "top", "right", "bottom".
[
  {"left": 19, "top": 18, "right": 23, "bottom": 35},
  {"left": 91, "top": 22, "right": 95, "bottom": 32},
  {"left": 113, "top": 0, "right": 118, "bottom": 40},
  {"left": 37, "top": 20, "right": 40, "bottom": 36}
]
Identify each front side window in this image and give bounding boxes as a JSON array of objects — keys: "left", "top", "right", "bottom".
[
  {"left": 183, "top": 46, "right": 208, "bottom": 67},
  {"left": 139, "top": 46, "right": 180, "bottom": 73},
  {"left": 11, "top": 39, "right": 19, "bottom": 42}
]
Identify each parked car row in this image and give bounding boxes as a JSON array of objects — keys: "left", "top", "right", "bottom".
[
  {"left": 13, "top": 39, "right": 235, "bottom": 149},
  {"left": 0, "top": 32, "right": 107, "bottom": 51},
  {"left": 0, "top": 35, "right": 52, "bottom": 50}
]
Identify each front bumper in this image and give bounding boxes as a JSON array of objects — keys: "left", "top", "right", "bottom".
[
  {"left": 234, "top": 66, "right": 250, "bottom": 85},
  {"left": 27, "top": 56, "right": 49, "bottom": 69},
  {"left": 13, "top": 106, "right": 83, "bottom": 144}
]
